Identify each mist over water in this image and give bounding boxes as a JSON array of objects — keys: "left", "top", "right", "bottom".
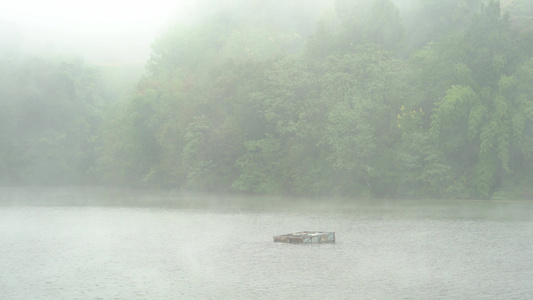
[
  {"left": 1, "top": 189, "right": 533, "bottom": 299},
  {"left": 2, "top": 1, "right": 533, "bottom": 298}
]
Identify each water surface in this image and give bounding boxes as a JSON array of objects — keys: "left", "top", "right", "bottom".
[{"left": 1, "top": 194, "right": 533, "bottom": 299}]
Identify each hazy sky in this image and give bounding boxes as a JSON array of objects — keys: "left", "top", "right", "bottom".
[{"left": 1, "top": 0, "right": 198, "bottom": 64}]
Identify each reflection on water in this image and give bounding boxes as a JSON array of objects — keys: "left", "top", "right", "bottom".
[{"left": 1, "top": 194, "right": 533, "bottom": 299}]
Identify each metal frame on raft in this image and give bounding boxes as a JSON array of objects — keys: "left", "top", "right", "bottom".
[{"left": 273, "top": 231, "right": 335, "bottom": 244}]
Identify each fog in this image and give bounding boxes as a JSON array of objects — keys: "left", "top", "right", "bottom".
[
  {"left": 2, "top": 1, "right": 533, "bottom": 298},
  {"left": 2, "top": 0, "right": 533, "bottom": 198},
  {"left": 1, "top": 0, "right": 334, "bottom": 64},
  {"left": 0, "top": 0, "right": 199, "bottom": 64}
]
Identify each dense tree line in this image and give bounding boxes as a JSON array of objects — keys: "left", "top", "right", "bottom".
[
  {"left": 0, "top": 56, "right": 104, "bottom": 185},
  {"left": 2, "top": 0, "right": 533, "bottom": 199}
]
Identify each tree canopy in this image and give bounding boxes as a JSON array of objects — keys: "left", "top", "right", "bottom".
[{"left": 4, "top": 0, "right": 533, "bottom": 200}]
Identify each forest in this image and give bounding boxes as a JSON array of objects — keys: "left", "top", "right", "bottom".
[{"left": 2, "top": 0, "right": 533, "bottom": 200}]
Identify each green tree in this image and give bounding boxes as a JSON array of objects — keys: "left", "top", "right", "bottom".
[
  {"left": 427, "top": 1, "right": 531, "bottom": 198},
  {"left": 0, "top": 56, "right": 103, "bottom": 185}
]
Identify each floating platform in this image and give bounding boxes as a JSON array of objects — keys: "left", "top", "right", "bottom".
[{"left": 273, "top": 231, "right": 335, "bottom": 244}]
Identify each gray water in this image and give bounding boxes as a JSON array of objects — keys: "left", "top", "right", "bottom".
[{"left": 1, "top": 195, "right": 533, "bottom": 299}]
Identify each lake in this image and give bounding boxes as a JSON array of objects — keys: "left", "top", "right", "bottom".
[{"left": 1, "top": 188, "right": 533, "bottom": 299}]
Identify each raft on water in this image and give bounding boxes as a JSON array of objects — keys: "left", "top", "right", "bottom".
[{"left": 273, "top": 231, "right": 335, "bottom": 244}]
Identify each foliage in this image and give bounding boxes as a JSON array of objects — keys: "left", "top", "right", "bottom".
[
  {"left": 0, "top": 56, "right": 103, "bottom": 185},
  {"left": 6, "top": 0, "right": 533, "bottom": 200}
]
